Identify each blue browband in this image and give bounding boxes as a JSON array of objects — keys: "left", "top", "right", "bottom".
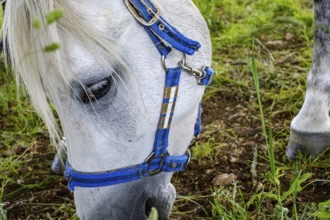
[{"left": 65, "top": 0, "right": 214, "bottom": 190}]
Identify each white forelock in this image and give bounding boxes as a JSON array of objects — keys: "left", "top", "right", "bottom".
[{"left": 3, "top": 0, "right": 128, "bottom": 146}]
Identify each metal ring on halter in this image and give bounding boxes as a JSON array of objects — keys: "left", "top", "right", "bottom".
[
  {"left": 144, "top": 151, "right": 169, "bottom": 176},
  {"left": 184, "top": 149, "right": 192, "bottom": 168},
  {"left": 161, "top": 53, "right": 186, "bottom": 72},
  {"left": 161, "top": 55, "right": 168, "bottom": 72},
  {"left": 125, "top": 0, "right": 160, "bottom": 26}
]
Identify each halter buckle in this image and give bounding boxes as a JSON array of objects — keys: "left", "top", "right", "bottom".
[
  {"left": 145, "top": 151, "right": 169, "bottom": 176},
  {"left": 125, "top": 0, "right": 160, "bottom": 26}
]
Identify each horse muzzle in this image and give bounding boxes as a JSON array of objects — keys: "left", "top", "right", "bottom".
[{"left": 74, "top": 174, "right": 176, "bottom": 220}]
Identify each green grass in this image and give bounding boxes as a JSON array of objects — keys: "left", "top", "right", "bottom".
[
  {"left": 1, "top": 0, "right": 330, "bottom": 219},
  {"left": 193, "top": 0, "right": 330, "bottom": 219},
  {"left": 250, "top": 38, "right": 317, "bottom": 220}
]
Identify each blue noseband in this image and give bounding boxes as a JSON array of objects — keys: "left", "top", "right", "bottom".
[{"left": 65, "top": 0, "right": 215, "bottom": 190}]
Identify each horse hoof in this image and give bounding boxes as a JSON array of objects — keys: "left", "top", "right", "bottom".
[{"left": 286, "top": 129, "right": 330, "bottom": 159}]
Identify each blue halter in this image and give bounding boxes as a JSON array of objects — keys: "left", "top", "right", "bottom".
[{"left": 65, "top": 0, "right": 214, "bottom": 190}]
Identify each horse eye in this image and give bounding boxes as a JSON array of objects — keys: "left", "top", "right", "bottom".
[{"left": 81, "top": 77, "right": 111, "bottom": 103}]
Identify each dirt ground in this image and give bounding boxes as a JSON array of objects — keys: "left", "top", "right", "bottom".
[
  {"left": 3, "top": 88, "right": 329, "bottom": 220},
  {"left": 173, "top": 91, "right": 330, "bottom": 219}
]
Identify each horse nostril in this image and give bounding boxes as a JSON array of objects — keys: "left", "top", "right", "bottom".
[{"left": 145, "top": 198, "right": 153, "bottom": 217}]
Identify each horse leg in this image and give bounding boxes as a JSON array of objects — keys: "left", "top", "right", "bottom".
[
  {"left": 287, "top": 0, "right": 330, "bottom": 159},
  {"left": 51, "top": 138, "right": 67, "bottom": 175}
]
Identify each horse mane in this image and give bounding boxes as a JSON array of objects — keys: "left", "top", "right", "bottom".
[{"left": 3, "top": 0, "right": 128, "bottom": 146}]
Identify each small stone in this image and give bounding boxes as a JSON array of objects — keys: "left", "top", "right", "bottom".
[
  {"left": 213, "top": 173, "right": 237, "bottom": 186},
  {"left": 230, "top": 156, "right": 238, "bottom": 163}
]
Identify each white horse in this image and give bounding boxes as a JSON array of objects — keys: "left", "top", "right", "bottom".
[
  {"left": 287, "top": 0, "right": 330, "bottom": 159},
  {"left": 3, "top": 0, "right": 212, "bottom": 219}
]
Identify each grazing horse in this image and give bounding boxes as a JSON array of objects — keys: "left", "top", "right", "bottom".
[
  {"left": 3, "top": 0, "right": 213, "bottom": 219},
  {"left": 287, "top": 0, "right": 330, "bottom": 159}
]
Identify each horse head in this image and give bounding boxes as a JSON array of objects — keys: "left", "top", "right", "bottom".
[{"left": 3, "top": 0, "right": 212, "bottom": 219}]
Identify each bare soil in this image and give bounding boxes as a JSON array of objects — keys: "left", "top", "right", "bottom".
[{"left": 172, "top": 91, "right": 330, "bottom": 219}]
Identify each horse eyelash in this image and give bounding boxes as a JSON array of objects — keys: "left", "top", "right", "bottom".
[{"left": 82, "top": 77, "right": 112, "bottom": 103}]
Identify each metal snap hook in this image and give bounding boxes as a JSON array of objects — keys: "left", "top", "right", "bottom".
[
  {"left": 184, "top": 149, "right": 192, "bottom": 168},
  {"left": 179, "top": 53, "right": 205, "bottom": 79}
]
